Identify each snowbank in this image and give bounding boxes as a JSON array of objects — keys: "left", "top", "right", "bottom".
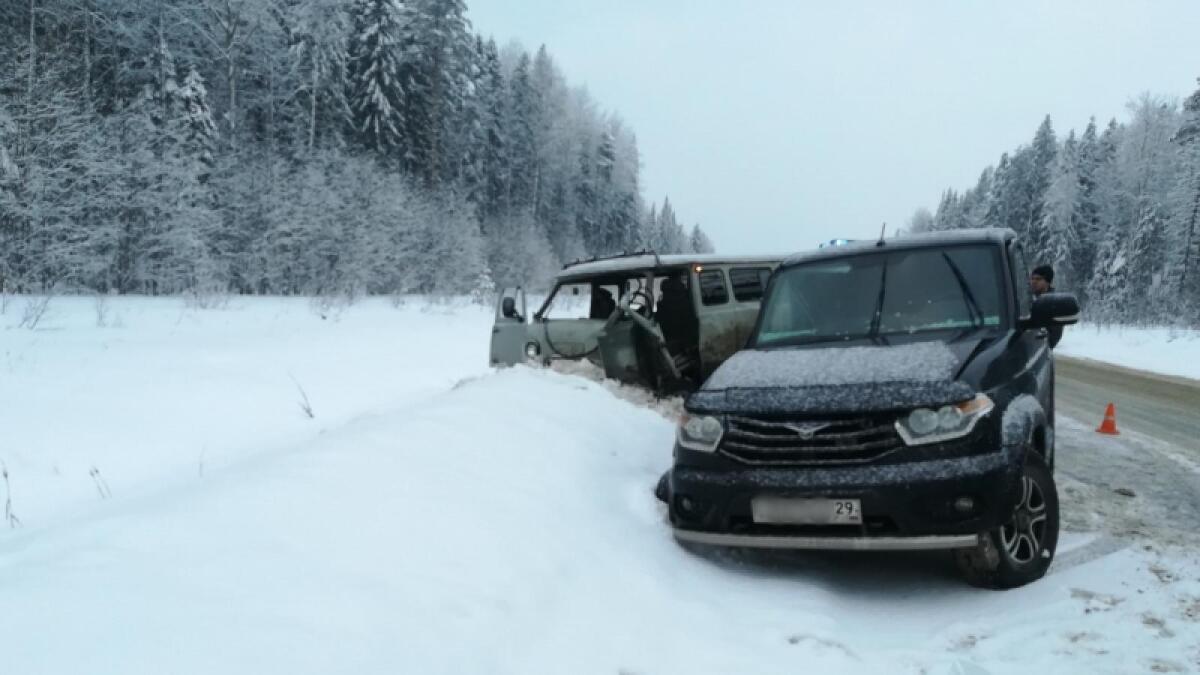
[
  {"left": 1058, "top": 324, "right": 1200, "bottom": 381},
  {"left": 1, "top": 298, "right": 1197, "bottom": 674},
  {"left": 0, "top": 295, "right": 495, "bottom": 525}
]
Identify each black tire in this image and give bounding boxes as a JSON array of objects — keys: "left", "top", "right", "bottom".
[
  {"left": 955, "top": 451, "right": 1059, "bottom": 589},
  {"left": 654, "top": 471, "right": 670, "bottom": 504}
]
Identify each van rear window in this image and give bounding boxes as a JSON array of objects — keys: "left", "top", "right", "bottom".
[
  {"left": 729, "top": 267, "right": 771, "bottom": 302},
  {"left": 698, "top": 270, "right": 729, "bottom": 305}
]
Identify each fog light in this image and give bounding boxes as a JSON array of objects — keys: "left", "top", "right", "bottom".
[
  {"left": 953, "top": 496, "right": 976, "bottom": 514},
  {"left": 524, "top": 341, "right": 540, "bottom": 358}
]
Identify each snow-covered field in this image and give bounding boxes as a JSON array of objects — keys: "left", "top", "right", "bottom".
[
  {"left": 1, "top": 297, "right": 1198, "bottom": 674},
  {"left": 1059, "top": 324, "right": 1200, "bottom": 381}
]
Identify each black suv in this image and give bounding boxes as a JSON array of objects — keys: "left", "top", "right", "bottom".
[{"left": 661, "top": 229, "right": 1080, "bottom": 588}]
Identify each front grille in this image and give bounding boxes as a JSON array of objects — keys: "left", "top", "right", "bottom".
[{"left": 720, "top": 414, "right": 903, "bottom": 465}]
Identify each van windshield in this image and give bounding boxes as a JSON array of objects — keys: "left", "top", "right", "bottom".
[{"left": 754, "top": 245, "right": 1007, "bottom": 348}]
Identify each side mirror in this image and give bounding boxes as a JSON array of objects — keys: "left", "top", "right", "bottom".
[
  {"left": 1027, "top": 292, "right": 1079, "bottom": 329},
  {"left": 501, "top": 297, "right": 524, "bottom": 322}
]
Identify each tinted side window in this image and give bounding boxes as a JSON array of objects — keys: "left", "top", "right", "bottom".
[
  {"left": 729, "top": 267, "right": 771, "bottom": 302},
  {"left": 1010, "top": 243, "right": 1033, "bottom": 320},
  {"left": 698, "top": 269, "right": 729, "bottom": 305}
]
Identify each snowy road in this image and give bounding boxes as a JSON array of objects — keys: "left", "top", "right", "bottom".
[
  {"left": 2, "top": 298, "right": 1200, "bottom": 674},
  {"left": 1057, "top": 355, "right": 1200, "bottom": 457},
  {"left": 1051, "top": 354, "right": 1200, "bottom": 579}
]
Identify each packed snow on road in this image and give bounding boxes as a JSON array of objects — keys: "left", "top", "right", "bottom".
[{"left": 1, "top": 297, "right": 1198, "bottom": 674}]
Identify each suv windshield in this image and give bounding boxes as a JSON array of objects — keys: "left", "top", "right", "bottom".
[{"left": 754, "top": 245, "right": 1007, "bottom": 347}]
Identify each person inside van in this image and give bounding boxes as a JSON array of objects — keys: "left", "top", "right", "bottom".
[
  {"left": 590, "top": 286, "right": 616, "bottom": 320},
  {"left": 656, "top": 275, "right": 697, "bottom": 351}
]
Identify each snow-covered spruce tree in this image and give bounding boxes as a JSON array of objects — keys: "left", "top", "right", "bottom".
[
  {"left": 1170, "top": 79, "right": 1200, "bottom": 322},
  {"left": 966, "top": 169, "right": 993, "bottom": 227},
  {"left": 689, "top": 224, "right": 715, "bottom": 254},
  {"left": 346, "top": 0, "right": 408, "bottom": 160},
  {"left": 907, "top": 207, "right": 935, "bottom": 233},
  {"left": 472, "top": 37, "right": 508, "bottom": 226},
  {"left": 640, "top": 202, "right": 660, "bottom": 251},
  {"left": 530, "top": 46, "right": 583, "bottom": 262},
  {"left": 167, "top": 67, "right": 223, "bottom": 293},
  {"left": 1098, "top": 199, "right": 1168, "bottom": 325},
  {"left": 573, "top": 137, "right": 598, "bottom": 253},
  {"left": 589, "top": 118, "right": 644, "bottom": 254},
  {"left": 281, "top": 0, "right": 352, "bottom": 153},
  {"left": 1085, "top": 119, "right": 1124, "bottom": 310},
  {"left": 530, "top": 45, "right": 561, "bottom": 222},
  {"left": 457, "top": 36, "right": 487, "bottom": 207},
  {"left": 1041, "top": 130, "right": 1083, "bottom": 289},
  {"left": 1069, "top": 119, "right": 1103, "bottom": 302},
  {"left": 656, "top": 197, "right": 687, "bottom": 253},
  {"left": 1021, "top": 116, "right": 1058, "bottom": 256},
  {"left": 406, "top": 0, "right": 473, "bottom": 186},
  {"left": 932, "top": 190, "right": 961, "bottom": 231},
  {"left": 1090, "top": 98, "right": 1180, "bottom": 320},
  {"left": 983, "top": 153, "right": 1013, "bottom": 230},
  {"left": 0, "top": 107, "right": 15, "bottom": 181},
  {"left": 505, "top": 52, "right": 539, "bottom": 213}
]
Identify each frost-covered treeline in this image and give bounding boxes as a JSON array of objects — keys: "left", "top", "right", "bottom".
[
  {"left": 0, "top": 0, "right": 714, "bottom": 298},
  {"left": 910, "top": 82, "right": 1200, "bottom": 327}
]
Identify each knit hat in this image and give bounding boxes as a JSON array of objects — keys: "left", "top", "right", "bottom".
[{"left": 1032, "top": 265, "right": 1054, "bottom": 283}]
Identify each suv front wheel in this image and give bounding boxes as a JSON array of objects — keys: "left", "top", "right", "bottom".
[{"left": 955, "top": 451, "right": 1059, "bottom": 589}]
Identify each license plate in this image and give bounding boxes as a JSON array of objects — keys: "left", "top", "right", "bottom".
[{"left": 751, "top": 497, "right": 863, "bottom": 525}]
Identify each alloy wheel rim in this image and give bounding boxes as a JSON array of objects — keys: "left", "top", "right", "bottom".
[{"left": 999, "top": 474, "right": 1047, "bottom": 565}]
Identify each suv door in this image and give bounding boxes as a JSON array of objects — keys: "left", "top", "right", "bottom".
[
  {"left": 1008, "top": 242, "right": 1055, "bottom": 431},
  {"left": 490, "top": 287, "right": 528, "bottom": 366}
]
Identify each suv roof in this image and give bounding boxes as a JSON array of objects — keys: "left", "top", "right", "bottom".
[
  {"left": 557, "top": 253, "right": 782, "bottom": 282},
  {"left": 780, "top": 228, "right": 1016, "bottom": 270}
]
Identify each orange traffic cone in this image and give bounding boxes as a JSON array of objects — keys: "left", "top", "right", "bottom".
[{"left": 1096, "top": 402, "right": 1120, "bottom": 435}]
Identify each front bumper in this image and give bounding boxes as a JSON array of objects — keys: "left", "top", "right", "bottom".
[
  {"left": 669, "top": 444, "right": 1023, "bottom": 548},
  {"left": 674, "top": 530, "right": 979, "bottom": 551}
]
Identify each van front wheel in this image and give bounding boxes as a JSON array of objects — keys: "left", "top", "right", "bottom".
[{"left": 955, "top": 451, "right": 1059, "bottom": 589}]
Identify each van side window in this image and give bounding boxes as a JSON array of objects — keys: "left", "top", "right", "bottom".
[
  {"left": 729, "top": 267, "right": 771, "bottom": 302},
  {"left": 698, "top": 269, "right": 729, "bottom": 305},
  {"left": 1009, "top": 243, "right": 1033, "bottom": 320}
]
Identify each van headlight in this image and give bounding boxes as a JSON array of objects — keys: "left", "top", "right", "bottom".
[
  {"left": 896, "top": 393, "right": 994, "bottom": 446},
  {"left": 678, "top": 414, "right": 724, "bottom": 453},
  {"left": 524, "top": 341, "right": 541, "bottom": 358}
]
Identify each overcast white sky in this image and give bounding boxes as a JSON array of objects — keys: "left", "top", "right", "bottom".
[{"left": 467, "top": 0, "right": 1200, "bottom": 254}]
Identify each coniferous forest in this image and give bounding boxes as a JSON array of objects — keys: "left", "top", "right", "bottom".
[
  {"left": 911, "top": 85, "right": 1200, "bottom": 327},
  {"left": 0, "top": 0, "right": 714, "bottom": 299}
]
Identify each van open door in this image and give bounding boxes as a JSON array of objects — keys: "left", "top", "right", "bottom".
[{"left": 490, "top": 287, "right": 528, "bottom": 367}]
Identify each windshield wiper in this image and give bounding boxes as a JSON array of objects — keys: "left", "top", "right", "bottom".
[
  {"left": 869, "top": 260, "right": 888, "bottom": 336},
  {"left": 940, "top": 252, "right": 984, "bottom": 328}
]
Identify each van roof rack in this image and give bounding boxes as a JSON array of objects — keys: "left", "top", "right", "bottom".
[{"left": 562, "top": 249, "right": 661, "bottom": 270}]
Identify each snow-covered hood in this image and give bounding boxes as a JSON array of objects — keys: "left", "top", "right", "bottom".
[{"left": 690, "top": 340, "right": 980, "bottom": 415}]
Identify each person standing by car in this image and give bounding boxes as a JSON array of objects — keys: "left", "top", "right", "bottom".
[{"left": 1030, "top": 265, "right": 1063, "bottom": 348}]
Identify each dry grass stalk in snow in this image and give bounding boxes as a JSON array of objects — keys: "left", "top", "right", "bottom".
[
  {"left": 18, "top": 295, "right": 52, "bottom": 329},
  {"left": 2, "top": 461, "right": 19, "bottom": 528},
  {"left": 290, "top": 375, "right": 315, "bottom": 419}
]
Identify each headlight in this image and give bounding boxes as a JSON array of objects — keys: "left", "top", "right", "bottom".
[
  {"left": 896, "top": 393, "right": 994, "bottom": 446},
  {"left": 524, "top": 341, "right": 541, "bottom": 358},
  {"left": 677, "top": 414, "right": 724, "bottom": 453}
]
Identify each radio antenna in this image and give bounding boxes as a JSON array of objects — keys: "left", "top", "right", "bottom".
[{"left": 876, "top": 222, "right": 887, "bottom": 247}]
